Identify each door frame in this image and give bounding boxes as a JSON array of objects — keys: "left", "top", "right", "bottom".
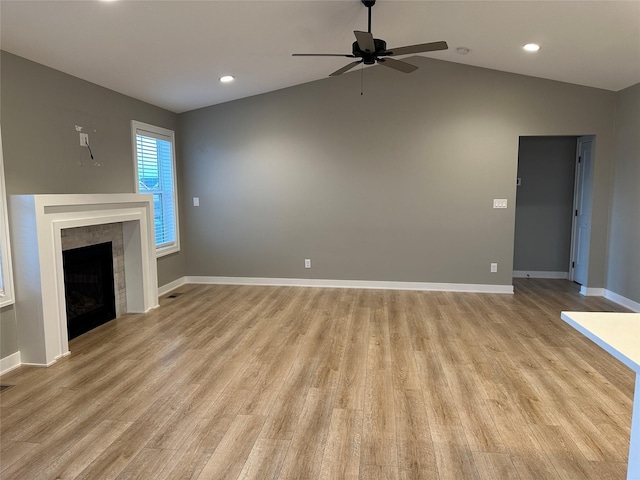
[{"left": 569, "top": 135, "right": 595, "bottom": 284}]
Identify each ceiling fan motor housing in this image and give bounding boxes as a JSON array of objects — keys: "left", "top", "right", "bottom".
[{"left": 352, "top": 38, "right": 387, "bottom": 64}]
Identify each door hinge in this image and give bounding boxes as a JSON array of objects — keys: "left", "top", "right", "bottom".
[
  {"left": 578, "top": 156, "right": 582, "bottom": 163},
  {"left": 575, "top": 209, "right": 578, "bottom": 216},
  {"left": 572, "top": 261, "right": 575, "bottom": 268}
]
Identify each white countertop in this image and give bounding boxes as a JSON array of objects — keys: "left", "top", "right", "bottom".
[
  {"left": 561, "top": 311, "right": 640, "bottom": 373},
  {"left": 561, "top": 311, "right": 640, "bottom": 480}
]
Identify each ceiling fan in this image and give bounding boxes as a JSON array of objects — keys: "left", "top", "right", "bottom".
[{"left": 293, "top": 0, "right": 448, "bottom": 76}]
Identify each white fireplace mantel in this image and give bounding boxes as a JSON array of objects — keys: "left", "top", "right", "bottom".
[{"left": 9, "top": 194, "right": 159, "bottom": 366}]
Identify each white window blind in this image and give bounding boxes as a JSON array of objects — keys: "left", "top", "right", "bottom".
[{"left": 132, "top": 121, "right": 179, "bottom": 257}]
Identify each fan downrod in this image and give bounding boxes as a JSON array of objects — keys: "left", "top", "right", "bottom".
[{"left": 362, "top": 0, "right": 375, "bottom": 33}]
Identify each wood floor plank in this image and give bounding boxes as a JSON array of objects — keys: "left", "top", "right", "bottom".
[
  {"left": 319, "top": 408, "right": 362, "bottom": 480},
  {"left": 0, "top": 440, "right": 39, "bottom": 476},
  {"left": 258, "top": 356, "right": 317, "bottom": 441},
  {"left": 413, "top": 349, "right": 462, "bottom": 427},
  {"left": 153, "top": 414, "right": 235, "bottom": 480},
  {"left": 72, "top": 384, "right": 199, "bottom": 480},
  {"left": 453, "top": 398, "right": 506, "bottom": 454},
  {"left": 277, "top": 387, "right": 336, "bottom": 480},
  {"left": 471, "top": 452, "right": 521, "bottom": 480},
  {"left": 335, "top": 307, "right": 370, "bottom": 410},
  {"left": 237, "top": 438, "right": 290, "bottom": 480},
  {"left": 0, "top": 279, "right": 633, "bottom": 480},
  {"left": 393, "top": 388, "right": 438, "bottom": 480},
  {"left": 361, "top": 367, "right": 397, "bottom": 467},
  {"left": 520, "top": 366, "right": 625, "bottom": 462},
  {"left": 114, "top": 447, "right": 176, "bottom": 480},
  {"left": 388, "top": 311, "right": 421, "bottom": 391},
  {"left": 359, "top": 464, "right": 400, "bottom": 479},
  {"left": 509, "top": 452, "right": 563, "bottom": 480},
  {"left": 588, "top": 460, "right": 629, "bottom": 480},
  {"left": 529, "top": 424, "right": 603, "bottom": 480},
  {"left": 39, "top": 419, "right": 132, "bottom": 480},
  {"left": 196, "top": 414, "right": 266, "bottom": 480},
  {"left": 429, "top": 424, "right": 479, "bottom": 480}
]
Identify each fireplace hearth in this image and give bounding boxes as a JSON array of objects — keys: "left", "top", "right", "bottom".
[{"left": 63, "top": 241, "right": 117, "bottom": 339}]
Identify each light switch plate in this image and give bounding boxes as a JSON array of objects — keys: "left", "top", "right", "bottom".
[
  {"left": 193, "top": 197, "right": 199, "bottom": 207},
  {"left": 493, "top": 198, "right": 508, "bottom": 209}
]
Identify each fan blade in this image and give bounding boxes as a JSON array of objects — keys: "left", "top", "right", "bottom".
[
  {"left": 383, "top": 41, "right": 448, "bottom": 57},
  {"left": 293, "top": 53, "right": 356, "bottom": 57},
  {"left": 354, "top": 30, "right": 375, "bottom": 53},
  {"left": 377, "top": 57, "right": 418, "bottom": 73},
  {"left": 329, "top": 60, "right": 363, "bottom": 76}
]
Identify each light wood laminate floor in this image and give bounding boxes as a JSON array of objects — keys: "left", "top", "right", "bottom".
[{"left": 0, "top": 279, "right": 635, "bottom": 479}]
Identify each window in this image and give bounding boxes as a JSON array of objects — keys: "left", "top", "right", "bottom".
[
  {"left": 0, "top": 125, "right": 15, "bottom": 307},
  {"left": 132, "top": 121, "right": 179, "bottom": 257}
]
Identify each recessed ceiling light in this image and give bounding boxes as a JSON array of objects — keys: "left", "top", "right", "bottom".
[
  {"left": 219, "top": 75, "right": 235, "bottom": 83},
  {"left": 523, "top": 43, "right": 541, "bottom": 52}
]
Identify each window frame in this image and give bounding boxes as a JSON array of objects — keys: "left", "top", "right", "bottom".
[
  {"left": 131, "top": 120, "right": 180, "bottom": 258},
  {"left": 0, "top": 125, "right": 15, "bottom": 307}
]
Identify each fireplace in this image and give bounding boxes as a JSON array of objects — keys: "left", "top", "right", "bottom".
[
  {"left": 63, "top": 242, "right": 117, "bottom": 339},
  {"left": 8, "top": 194, "right": 159, "bottom": 366}
]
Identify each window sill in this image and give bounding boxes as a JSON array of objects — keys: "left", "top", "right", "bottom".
[
  {"left": 0, "top": 295, "right": 15, "bottom": 309},
  {"left": 156, "top": 244, "right": 180, "bottom": 258}
]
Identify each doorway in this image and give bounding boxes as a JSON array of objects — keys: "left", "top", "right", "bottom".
[{"left": 513, "top": 136, "right": 592, "bottom": 282}]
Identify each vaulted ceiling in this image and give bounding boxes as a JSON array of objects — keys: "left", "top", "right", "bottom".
[{"left": 1, "top": 0, "right": 639, "bottom": 113}]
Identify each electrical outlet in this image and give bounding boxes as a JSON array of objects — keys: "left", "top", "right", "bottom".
[
  {"left": 493, "top": 199, "right": 508, "bottom": 209},
  {"left": 304, "top": 259, "right": 311, "bottom": 269},
  {"left": 491, "top": 263, "right": 498, "bottom": 273},
  {"left": 79, "top": 132, "right": 89, "bottom": 146}
]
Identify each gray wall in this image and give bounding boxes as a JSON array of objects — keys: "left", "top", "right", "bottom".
[
  {"left": 0, "top": 51, "right": 186, "bottom": 360},
  {"left": 1, "top": 51, "right": 186, "bottom": 287},
  {"left": 179, "top": 57, "right": 617, "bottom": 288},
  {"left": 606, "top": 83, "right": 640, "bottom": 304},
  {"left": 514, "top": 137, "right": 576, "bottom": 273},
  {"left": 0, "top": 306, "right": 18, "bottom": 360}
]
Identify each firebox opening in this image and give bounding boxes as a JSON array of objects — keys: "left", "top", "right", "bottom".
[{"left": 63, "top": 241, "right": 117, "bottom": 340}]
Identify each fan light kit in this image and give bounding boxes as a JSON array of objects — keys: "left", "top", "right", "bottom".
[
  {"left": 293, "top": 0, "right": 448, "bottom": 76},
  {"left": 219, "top": 75, "right": 235, "bottom": 83},
  {"left": 523, "top": 43, "right": 541, "bottom": 52}
]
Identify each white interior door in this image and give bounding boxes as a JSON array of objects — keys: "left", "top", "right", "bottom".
[{"left": 570, "top": 136, "right": 594, "bottom": 285}]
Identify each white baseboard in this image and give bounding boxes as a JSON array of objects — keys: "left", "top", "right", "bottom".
[
  {"left": 580, "top": 286, "right": 605, "bottom": 297},
  {"left": 158, "top": 276, "right": 187, "bottom": 296},
  {"left": 150, "top": 275, "right": 640, "bottom": 313},
  {"left": 20, "top": 360, "right": 57, "bottom": 368},
  {"left": 513, "top": 270, "right": 568, "bottom": 279},
  {"left": 604, "top": 290, "right": 640, "bottom": 312},
  {"left": 184, "top": 276, "right": 514, "bottom": 294},
  {"left": 0, "top": 351, "right": 21, "bottom": 375}
]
